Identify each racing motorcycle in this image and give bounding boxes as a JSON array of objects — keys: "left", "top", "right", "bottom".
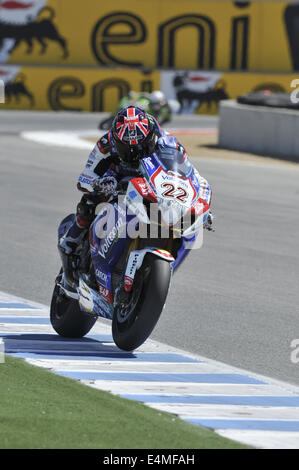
[{"left": 50, "top": 149, "right": 210, "bottom": 351}]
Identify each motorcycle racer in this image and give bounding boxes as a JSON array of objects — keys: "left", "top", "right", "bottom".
[
  {"left": 59, "top": 106, "right": 213, "bottom": 277},
  {"left": 149, "top": 90, "right": 172, "bottom": 125}
]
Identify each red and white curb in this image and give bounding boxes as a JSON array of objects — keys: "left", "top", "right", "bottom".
[{"left": 1, "top": 290, "right": 299, "bottom": 449}]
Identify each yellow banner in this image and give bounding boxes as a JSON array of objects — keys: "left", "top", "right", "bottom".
[
  {"left": 0, "top": 65, "right": 298, "bottom": 114},
  {"left": 0, "top": 66, "right": 160, "bottom": 112},
  {"left": 0, "top": 0, "right": 297, "bottom": 72}
]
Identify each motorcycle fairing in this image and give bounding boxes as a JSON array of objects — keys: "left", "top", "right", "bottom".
[
  {"left": 78, "top": 276, "right": 114, "bottom": 319},
  {"left": 90, "top": 200, "right": 133, "bottom": 267},
  {"left": 58, "top": 213, "right": 76, "bottom": 241}
]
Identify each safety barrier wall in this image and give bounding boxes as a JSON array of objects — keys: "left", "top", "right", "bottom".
[
  {"left": 0, "top": 64, "right": 298, "bottom": 113},
  {"left": 219, "top": 99, "right": 299, "bottom": 160},
  {"left": 0, "top": 0, "right": 298, "bottom": 72}
]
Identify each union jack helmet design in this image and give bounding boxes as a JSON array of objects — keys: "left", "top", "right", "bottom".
[{"left": 112, "top": 106, "right": 157, "bottom": 167}]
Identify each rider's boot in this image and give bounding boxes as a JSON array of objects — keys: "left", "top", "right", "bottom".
[
  {"left": 58, "top": 197, "right": 97, "bottom": 286},
  {"left": 58, "top": 221, "right": 87, "bottom": 287}
]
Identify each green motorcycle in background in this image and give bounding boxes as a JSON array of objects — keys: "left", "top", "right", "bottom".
[{"left": 98, "top": 91, "right": 180, "bottom": 130}]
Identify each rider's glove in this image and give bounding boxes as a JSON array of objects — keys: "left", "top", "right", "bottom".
[
  {"left": 203, "top": 211, "right": 214, "bottom": 231},
  {"left": 91, "top": 176, "right": 118, "bottom": 197}
]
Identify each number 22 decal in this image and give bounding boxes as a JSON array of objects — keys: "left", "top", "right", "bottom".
[{"left": 161, "top": 183, "right": 188, "bottom": 203}]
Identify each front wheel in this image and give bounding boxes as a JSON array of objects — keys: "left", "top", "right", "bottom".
[
  {"left": 112, "top": 254, "right": 171, "bottom": 351},
  {"left": 50, "top": 272, "right": 97, "bottom": 338}
]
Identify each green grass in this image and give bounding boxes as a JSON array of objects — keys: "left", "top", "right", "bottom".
[{"left": 0, "top": 355, "right": 252, "bottom": 449}]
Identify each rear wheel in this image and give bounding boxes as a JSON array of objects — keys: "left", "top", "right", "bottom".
[
  {"left": 112, "top": 254, "right": 171, "bottom": 351},
  {"left": 50, "top": 271, "right": 97, "bottom": 338}
]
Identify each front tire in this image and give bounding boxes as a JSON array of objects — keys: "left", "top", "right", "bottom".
[
  {"left": 50, "top": 275, "right": 97, "bottom": 338},
  {"left": 112, "top": 254, "right": 171, "bottom": 351}
]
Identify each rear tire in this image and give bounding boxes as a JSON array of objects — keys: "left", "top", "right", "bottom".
[
  {"left": 112, "top": 254, "right": 171, "bottom": 351},
  {"left": 50, "top": 274, "right": 97, "bottom": 338}
]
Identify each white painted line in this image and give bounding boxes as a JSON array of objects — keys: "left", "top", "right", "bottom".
[
  {"left": 148, "top": 404, "right": 299, "bottom": 420},
  {"left": 217, "top": 430, "right": 299, "bottom": 450},
  {"left": 82, "top": 380, "right": 291, "bottom": 397},
  {"left": 0, "top": 291, "right": 48, "bottom": 311},
  {"left": 0, "top": 311, "right": 49, "bottom": 316},
  {"left": 23, "top": 359, "right": 225, "bottom": 374},
  {"left": 21, "top": 130, "right": 101, "bottom": 150},
  {"left": 0, "top": 324, "right": 54, "bottom": 333}
]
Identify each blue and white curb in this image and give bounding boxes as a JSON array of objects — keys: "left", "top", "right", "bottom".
[{"left": 1, "top": 290, "right": 299, "bottom": 449}]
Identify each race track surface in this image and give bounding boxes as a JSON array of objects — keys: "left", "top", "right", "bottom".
[{"left": 1, "top": 110, "right": 299, "bottom": 389}]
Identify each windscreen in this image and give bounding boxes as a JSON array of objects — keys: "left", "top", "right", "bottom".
[{"left": 156, "top": 147, "right": 193, "bottom": 178}]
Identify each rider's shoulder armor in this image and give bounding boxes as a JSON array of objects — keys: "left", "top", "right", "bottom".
[
  {"left": 149, "top": 114, "right": 164, "bottom": 138},
  {"left": 96, "top": 132, "right": 111, "bottom": 155},
  {"left": 93, "top": 131, "right": 120, "bottom": 177}
]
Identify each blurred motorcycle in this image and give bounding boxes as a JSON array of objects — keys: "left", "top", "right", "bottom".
[{"left": 98, "top": 90, "right": 180, "bottom": 130}]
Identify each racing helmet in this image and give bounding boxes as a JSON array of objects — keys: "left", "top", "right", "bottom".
[
  {"left": 150, "top": 90, "right": 166, "bottom": 113},
  {"left": 111, "top": 106, "right": 157, "bottom": 168},
  {"left": 150, "top": 90, "right": 165, "bottom": 104}
]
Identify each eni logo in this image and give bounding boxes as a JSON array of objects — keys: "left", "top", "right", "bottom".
[
  {"left": 91, "top": 11, "right": 249, "bottom": 70},
  {"left": 0, "top": 6, "right": 68, "bottom": 59}
]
